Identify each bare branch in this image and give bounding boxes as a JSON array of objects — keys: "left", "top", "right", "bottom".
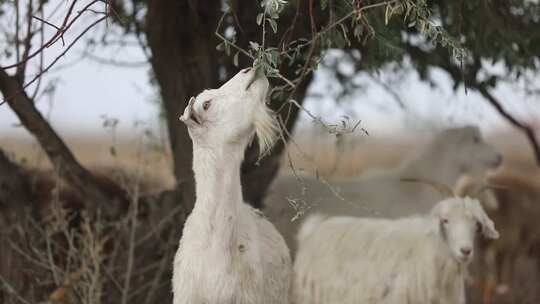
[
  {"left": 0, "top": 68, "right": 121, "bottom": 217},
  {"left": 476, "top": 84, "right": 540, "bottom": 165},
  {"left": 0, "top": 0, "right": 105, "bottom": 72},
  {"left": 1, "top": 15, "right": 108, "bottom": 107},
  {"left": 368, "top": 73, "right": 407, "bottom": 109}
]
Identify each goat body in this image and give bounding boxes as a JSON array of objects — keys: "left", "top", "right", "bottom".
[
  {"left": 292, "top": 197, "right": 498, "bottom": 304},
  {"left": 293, "top": 217, "right": 464, "bottom": 304}
]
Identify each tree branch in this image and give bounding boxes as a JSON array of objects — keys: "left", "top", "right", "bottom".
[
  {"left": 0, "top": 69, "right": 122, "bottom": 217},
  {"left": 405, "top": 44, "right": 540, "bottom": 166},
  {"left": 476, "top": 84, "right": 540, "bottom": 165}
]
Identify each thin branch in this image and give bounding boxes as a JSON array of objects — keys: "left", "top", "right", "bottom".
[
  {"left": 0, "top": 274, "right": 32, "bottom": 304},
  {"left": 121, "top": 194, "right": 139, "bottom": 304},
  {"left": 215, "top": 14, "right": 254, "bottom": 59},
  {"left": 0, "top": 54, "right": 120, "bottom": 218},
  {"left": 228, "top": 0, "right": 245, "bottom": 37},
  {"left": 1, "top": 15, "right": 108, "bottom": 107},
  {"left": 368, "top": 73, "right": 407, "bottom": 109},
  {"left": 476, "top": 84, "right": 540, "bottom": 165},
  {"left": 82, "top": 51, "right": 148, "bottom": 67},
  {"left": 31, "top": 4, "right": 45, "bottom": 100},
  {"left": 17, "top": 0, "right": 35, "bottom": 81},
  {"left": 1, "top": 0, "right": 103, "bottom": 71},
  {"left": 14, "top": 0, "right": 21, "bottom": 64},
  {"left": 32, "top": 15, "right": 62, "bottom": 32}
]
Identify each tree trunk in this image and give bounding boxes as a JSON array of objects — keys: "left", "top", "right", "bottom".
[
  {"left": 146, "top": 0, "right": 222, "bottom": 212},
  {"left": 146, "top": 0, "right": 315, "bottom": 210},
  {"left": 0, "top": 70, "right": 123, "bottom": 218}
]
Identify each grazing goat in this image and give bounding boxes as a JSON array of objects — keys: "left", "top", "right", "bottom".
[
  {"left": 292, "top": 196, "right": 499, "bottom": 304},
  {"left": 454, "top": 169, "right": 540, "bottom": 302},
  {"left": 172, "top": 68, "right": 291, "bottom": 304},
  {"left": 266, "top": 126, "right": 503, "bottom": 252}
]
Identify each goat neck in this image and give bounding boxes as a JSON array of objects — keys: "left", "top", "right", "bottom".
[{"left": 191, "top": 144, "right": 244, "bottom": 221}]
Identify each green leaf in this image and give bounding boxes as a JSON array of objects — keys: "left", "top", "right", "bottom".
[
  {"left": 256, "top": 13, "right": 263, "bottom": 26},
  {"left": 268, "top": 18, "right": 278, "bottom": 33},
  {"left": 233, "top": 52, "right": 239, "bottom": 67},
  {"left": 249, "top": 41, "right": 260, "bottom": 50},
  {"left": 320, "top": 0, "right": 328, "bottom": 10},
  {"left": 216, "top": 42, "right": 225, "bottom": 51},
  {"left": 354, "top": 25, "right": 364, "bottom": 39}
]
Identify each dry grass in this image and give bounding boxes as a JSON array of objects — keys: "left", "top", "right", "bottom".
[
  {"left": 1, "top": 127, "right": 538, "bottom": 303},
  {"left": 282, "top": 128, "right": 539, "bottom": 179},
  {"left": 0, "top": 135, "right": 176, "bottom": 188},
  {"left": 1, "top": 128, "right": 536, "bottom": 181}
]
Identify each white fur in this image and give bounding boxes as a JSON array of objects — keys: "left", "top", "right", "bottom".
[
  {"left": 292, "top": 197, "right": 499, "bottom": 304},
  {"left": 172, "top": 68, "right": 291, "bottom": 304}
]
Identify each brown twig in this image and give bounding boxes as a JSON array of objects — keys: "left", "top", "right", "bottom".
[
  {"left": 278, "top": 0, "right": 302, "bottom": 51},
  {"left": 16, "top": 0, "right": 34, "bottom": 80},
  {"left": 31, "top": 3, "right": 45, "bottom": 101},
  {"left": 1, "top": 15, "right": 108, "bottom": 106},
  {"left": 14, "top": 0, "right": 21, "bottom": 64},
  {"left": 0, "top": 34, "right": 120, "bottom": 217},
  {"left": 1, "top": 0, "right": 104, "bottom": 71},
  {"left": 368, "top": 73, "right": 407, "bottom": 109},
  {"left": 476, "top": 84, "right": 540, "bottom": 165},
  {"left": 228, "top": 0, "right": 246, "bottom": 37}
]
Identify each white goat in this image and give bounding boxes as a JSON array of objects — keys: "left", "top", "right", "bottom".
[
  {"left": 265, "top": 126, "right": 503, "bottom": 253},
  {"left": 172, "top": 68, "right": 291, "bottom": 304},
  {"left": 292, "top": 196, "right": 499, "bottom": 304}
]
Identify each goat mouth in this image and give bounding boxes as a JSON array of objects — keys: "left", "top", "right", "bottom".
[
  {"left": 245, "top": 74, "right": 257, "bottom": 91},
  {"left": 458, "top": 255, "right": 471, "bottom": 263},
  {"left": 245, "top": 68, "right": 264, "bottom": 91},
  {"left": 191, "top": 112, "right": 202, "bottom": 125}
]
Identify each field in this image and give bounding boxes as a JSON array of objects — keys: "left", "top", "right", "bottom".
[{"left": 1, "top": 127, "right": 539, "bottom": 303}]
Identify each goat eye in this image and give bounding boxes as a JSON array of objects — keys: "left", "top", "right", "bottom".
[
  {"left": 202, "top": 100, "right": 211, "bottom": 111},
  {"left": 441, "top": 218, "right": 449, "bottom": 224}
]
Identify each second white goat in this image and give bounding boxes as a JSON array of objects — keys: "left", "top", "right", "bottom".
[{"left": 292, "top": 197, "right": 499, "bottom": 304}]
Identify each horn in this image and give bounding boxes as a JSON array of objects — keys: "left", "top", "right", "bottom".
[
  {"left": 472, "top": 183, "right": 509, "bottom": 197},
  {"left": 400, "top": 177, "right": 455, "bottom": 198},
  {"left": 179, "top": 97, "right": 196, "bottom": 122},
  {"left": 454, "top": 174, "right": 510, "bottom": 198}
]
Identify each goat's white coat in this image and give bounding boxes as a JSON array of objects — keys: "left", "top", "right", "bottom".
[
  {"left": 172, "top": 68, "right": 291, "bottom": 304},
  {"left": 292, "top": 197, "right": 499, "bottom": 304}
]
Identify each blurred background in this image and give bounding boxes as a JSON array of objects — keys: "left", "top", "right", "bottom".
[{"left": 0, "top": 0, "right": 539, "bottom": 303}]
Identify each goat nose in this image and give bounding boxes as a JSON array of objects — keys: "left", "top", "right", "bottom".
[{"left": 460, "top": 248, "right": 472, "bottom": 256}]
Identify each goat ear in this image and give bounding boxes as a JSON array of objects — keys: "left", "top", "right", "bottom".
[
  {"left": 471, "top": 200, "right": 499, "bottom": 239},
  {"left": 430, "top": 201, "right": 447, "bottom": 219}
]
